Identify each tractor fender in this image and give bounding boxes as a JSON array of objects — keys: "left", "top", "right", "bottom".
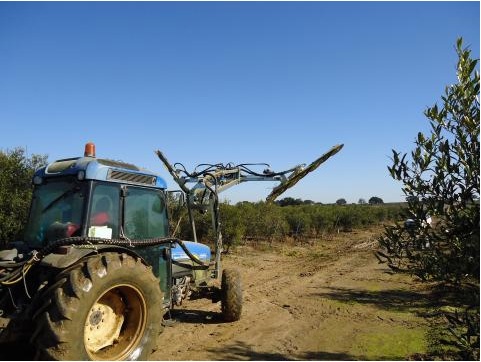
[{"left": 39, "top": 245, "right": 146, "bottom": 269}]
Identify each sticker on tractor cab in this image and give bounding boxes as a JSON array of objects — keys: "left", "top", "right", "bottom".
[{"left": 88, "top": 226, "right": 113, "bottom": 239}]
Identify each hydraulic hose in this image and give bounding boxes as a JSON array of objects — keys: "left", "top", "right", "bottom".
[
  {"left": 38, "top": 236, "right": 209, "bottom": 266},
  {"left": 0, "top": 236, "right": 210, "bottom": 285},
  {"left": 36, "top": 236, "right": 177, "bottom": 259},
  {"left": 0, "top": 260, "right": 28, "bottom": 268},
  {"left": 173, "top": 239, "right": 209, "bottom": 267}
]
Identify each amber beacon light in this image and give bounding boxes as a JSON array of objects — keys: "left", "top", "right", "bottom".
[{"left": 84, "top": 142, "right": 96, "bottom": 157}]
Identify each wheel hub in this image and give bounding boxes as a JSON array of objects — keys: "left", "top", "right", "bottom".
[
  {"left": 82, "top": 284, "right": 147, "bottom": 360},
  {"left": 89, "top": 310, "right": 103, "bottom": 326},
  {"left": 84, "top": 291, "right": 125, "bottom": 353}
]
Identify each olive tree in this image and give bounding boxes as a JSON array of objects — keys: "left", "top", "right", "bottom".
[
  {"left": 378, "top": 38, "right": 479, "bottom": 359},
  {"left": 0, "top": 148, "right": 47, "bottom": 245}
]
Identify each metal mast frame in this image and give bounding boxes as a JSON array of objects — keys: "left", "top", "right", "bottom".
[{"left": 156, "top": 144, "right": 343, "bottom": 279}]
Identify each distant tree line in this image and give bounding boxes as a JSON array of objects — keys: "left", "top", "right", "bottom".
[
  {"left": 277, "top": 196, "right": 385, "bottom": 207},
  {"left": 275, "top": 197, "right": 316, "bottom": 206},
  {"left": 335, "top": 196, "right": 384, "bottom": 205},
  {"left": 171, "top": 199, "right": 404, "bottom": 248}
]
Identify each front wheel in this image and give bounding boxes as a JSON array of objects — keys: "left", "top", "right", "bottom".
[
  {"left": 32, "top": 252, "right": 164, "bottom": 360},
  {"left": 221, "top": 268, "right": 242, "bottom": 322}
]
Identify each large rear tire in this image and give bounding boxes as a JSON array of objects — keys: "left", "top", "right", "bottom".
[
  {"left": 221, "top": 268, "right": 242, "bottom": 322},
  {"left": 32, "top": 252, "right": 164, "bottom": 360}
]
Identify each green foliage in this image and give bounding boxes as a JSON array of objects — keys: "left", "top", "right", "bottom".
[
  {"left": 0, "top": 148, "right": 47, "bottom": 245},
  {"left": 444, "top": 303, "right": 480, "bottom": 360},
  {"left": 166, "top": 191, "right": 186, "bottom": 237},
  {"left": 284, "top": 205, "right": 313, "bottom": 237},
  {"left": 219, "top": 202, "right": 247, "bottom": 248},
  {"left": 174, "top": 200, "right": 404, "bottom": 248},
  {"left": 380, "top": 38, "right": 479, "bottom": 283},
  {"left": 232, "top": 201, "right": 288, "bottom": 241},
  {"left": 369, "top": 196, "right": 384, "bottom": 205},
  {"left": 378, "top": 38, "right": 479, "bottom": 359},
  {"left": 276, "top": 197, "right": 316, "bottom": 206},
  {"left": 276, "top": 197, "right": 303, "bottom": 206}
]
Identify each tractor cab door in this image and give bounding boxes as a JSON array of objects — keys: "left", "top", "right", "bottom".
[
  {"left": 87, "top": 182, "right": 121, "bottom": 239},
  {"left": 120, "top": 185, "right": 172, "bottom": 306}
]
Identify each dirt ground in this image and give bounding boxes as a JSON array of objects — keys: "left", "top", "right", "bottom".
[
  {"left": 151, "top": 228, "right": 434, "bottom": 361},
  {"left": 2, "top": 227, "right": 436, "bottom": 361}
]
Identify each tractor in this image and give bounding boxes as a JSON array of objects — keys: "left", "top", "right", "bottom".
[{"left": 0, "top": 142, "right": 343, "bottom": 360}]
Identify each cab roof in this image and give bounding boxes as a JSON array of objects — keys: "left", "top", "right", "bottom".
[{"left": 34, "top": 156, "right": 167, "bottom": 189}]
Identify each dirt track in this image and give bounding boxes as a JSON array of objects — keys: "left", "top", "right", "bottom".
[
  {"left": 2, "top": 228, "right": 431, "bottom": 361},
  {"left": 151, "top": 228, "right": 431, "bottom": 361}
]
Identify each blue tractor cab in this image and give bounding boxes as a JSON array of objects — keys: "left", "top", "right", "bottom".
[
  {"left": 23, "top": 143, "right": 212, "bottom": 304},
  {"left": 28, "top": 143, "right": 168, "bottom": 244},
  {"left": 23, "top": 144, "right": 179, "bottom": 306}
]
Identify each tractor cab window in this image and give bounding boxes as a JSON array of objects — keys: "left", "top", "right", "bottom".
[
  {"left": 24, "top": 179, "right": 86, "bottom": 247},
  {"left": 88, "top": 183, "right": 120, "bottom": 239},
  {"left": 123, "top": 187, "right": 168, "bottom": 239}
]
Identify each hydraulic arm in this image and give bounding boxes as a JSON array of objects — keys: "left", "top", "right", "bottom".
[{"left": 156, "top": 144, "right": 344, "bottom": 278}]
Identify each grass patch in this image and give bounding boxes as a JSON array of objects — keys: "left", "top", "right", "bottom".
[{"left": 353, "top": 327, "right": 427, "bottom": 360}]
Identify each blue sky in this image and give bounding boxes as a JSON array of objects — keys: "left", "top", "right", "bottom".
[{"left": 0, "top": 2, "right": 479, "bottom": 204}]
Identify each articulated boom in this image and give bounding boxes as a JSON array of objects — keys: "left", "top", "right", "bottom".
[
  {"left": 156, "top": 144, "right": 344, "bottom": 278},
  {"left": 156, "top": 143, "right": 344, "bottom": 208}
]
